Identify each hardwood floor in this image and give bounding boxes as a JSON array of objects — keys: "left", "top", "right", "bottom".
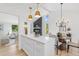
[
  {"left": 0, "top": 44, "right": 79, "bottom": 56},
  {"left": 0, "top": 44, "right": 27, "bottom": 56},
  {"left": 58, "top": 49, "right": 79, "bottom": 56}
]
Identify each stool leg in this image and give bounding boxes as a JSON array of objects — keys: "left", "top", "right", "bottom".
[
  {"left": 67, "top": 45, "right": 69, "bottom": 53},
  {"left": 56, "top": 41, "right": 58, "bottom": 55},
  {"left": 56, "top": 45, "right": 58, "bottom": 55}
]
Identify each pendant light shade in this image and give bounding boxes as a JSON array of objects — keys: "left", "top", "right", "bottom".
[
  {"left": 28, "top": 7, "right": 33, "bottom": 20},
  {"left": 35, "top": 10, "right": 40, "bottom": 17},
  {"left": 35, "top": 3, "right": 41, "bottom": 17},
  {"left": 28, "top": 15, "right": 32, "bottom": 20}
]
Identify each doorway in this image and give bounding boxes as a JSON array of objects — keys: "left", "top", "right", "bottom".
[{"left": 0, "top": 13, "right": 19, "bottom": 47}]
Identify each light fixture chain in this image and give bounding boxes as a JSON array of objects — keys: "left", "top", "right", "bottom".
[
  {"left": 37, "top": 3, "right": 39, "bottom": 10},
  {"left": 61, "top": 3, "right": 63, "bottom": 19},
  {"left": 29, "top": 7, "right": 32, "bottom": 15}
]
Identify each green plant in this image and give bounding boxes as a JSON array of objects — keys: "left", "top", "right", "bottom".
[{"left": 12, "top": 25, "right": 18, "bottom": 32}]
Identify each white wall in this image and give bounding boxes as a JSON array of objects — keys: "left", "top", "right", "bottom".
[
  {"left": 0, "top": 23, "right": 12, "bottom": 41},
  {"left": 63, "top": 11, "right": 79, "bottom": 43},
  {"left": 48, "top": 12, "right": 57, "bottom": 35},
  {"left": 3, "top": 23, "right": 12, "bottom": 35}
]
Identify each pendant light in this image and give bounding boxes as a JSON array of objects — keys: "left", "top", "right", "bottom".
[
  {"left": 60, "top": 3, "right": 65, "bottom": 27},
  {"left": 28, "top": 7, "right": 33, "bottom": 20},
  {"left": 56, "top": 3, "right": 70, "bottom": 33},
  {"left": 56, "top": 3, "right": 63, "bottom": 26},
  {"left": 56, "top": 3, "right": 65, "bottom": 31},
  {"left": 61, "top": 3, "right": 63, "bottom": 19},
  {"left": 35, "top": 3, "right": 41, "bottom": 17}
]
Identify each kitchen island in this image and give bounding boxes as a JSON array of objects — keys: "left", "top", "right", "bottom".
[{"left": 20, "top": 34, "right": 56, "bottom": 56}]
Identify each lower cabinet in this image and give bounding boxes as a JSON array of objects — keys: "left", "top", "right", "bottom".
[
  {"left": 21, "top": 35, "right": 56, "bottom": 56},
  {"left": 34, "top": 42, "right": 45, "bottom": 56}
]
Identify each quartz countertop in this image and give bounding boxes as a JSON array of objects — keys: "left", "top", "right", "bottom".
[{"left": 21, "top": 34, "right": 53, "bottom": 44}]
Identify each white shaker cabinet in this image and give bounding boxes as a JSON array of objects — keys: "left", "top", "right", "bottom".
[{"left": 20, "top": 34, "right": 56, "bottom": 56}]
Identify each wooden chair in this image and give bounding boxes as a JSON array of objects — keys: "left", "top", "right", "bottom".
[{"left": 57, "top": 32, "right": 67, "bottom": 55}]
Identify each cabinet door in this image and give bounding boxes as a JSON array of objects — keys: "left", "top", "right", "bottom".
[
  {"left": 24, "top": 37, "right": 34, "bottom": 55},
  {"left": 34, "top": 42, "right": 45, "bottom": 56},
  {"left": 45, "top": 38, "right": 56, "bottom": 56},
  {"left": 21, "top": 36, "right": 34, "bottom": 56}
]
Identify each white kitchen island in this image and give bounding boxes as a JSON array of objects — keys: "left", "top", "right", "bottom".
[{"left": 20, "top": 34, "right": 56, "bottom": 56}]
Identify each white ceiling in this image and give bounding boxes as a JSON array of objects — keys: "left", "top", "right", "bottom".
[
  {"left": 0, "top": 13, "right": 18, "bottom": 24},
  {"left": 0, "top": 3, "right": 79, "bottom": 15},
  {"left": 0, "top": 3, "right": 79, "bottom": 24}
]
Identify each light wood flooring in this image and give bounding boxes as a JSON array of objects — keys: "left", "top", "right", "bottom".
[
  {"left": 0, "top": 44, "right": 79, "bottom": 56},
  {"left": 57, "top": 49, "right": 79, "bottom": 56},
  {"left": 0, "top": 44, "right": 27, "bottom": 56}
]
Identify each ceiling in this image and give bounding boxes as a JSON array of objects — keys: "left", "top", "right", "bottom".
[
  {"left": 0, "top": 3, "right": 79, "bottom": 24},
  {"left": 0, "top": 13, "right": 18, "bottom": 24},
  {"left": 0, "top": 3, "right": 79, "bottom": 15}
]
